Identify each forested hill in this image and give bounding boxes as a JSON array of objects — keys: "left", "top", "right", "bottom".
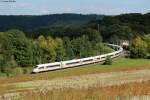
[
  {"left": 88, "top": 13, "right": 150, "bottom": 42},
  {"left": 0, "top": 14, "right": 104, "bottom": 32}
]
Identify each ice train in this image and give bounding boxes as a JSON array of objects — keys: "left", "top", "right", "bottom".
[{"left": 33, "top": 44, "right": 123, "bottom": 73}]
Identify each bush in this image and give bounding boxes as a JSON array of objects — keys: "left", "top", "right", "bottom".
[
  {"left": 11, "top": 67, "right": 24, "bottom": 76},
  {"left": 130, "top": 37, "right": 148, "bottom": 58},
  {"left": 22, "top": 67, "right": 33, "bottom": 74},
  {"left": 103, "top": 56, "right": 112, "bottom": 65}
]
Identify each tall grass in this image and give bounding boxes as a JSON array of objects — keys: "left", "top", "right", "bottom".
[{"left": 14, "top": 81, "right": 150, "bottom": 100}]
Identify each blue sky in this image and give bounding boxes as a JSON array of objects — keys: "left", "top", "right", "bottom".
[{"left": 0, "top": 0, "right": 150, "bottom": 15}]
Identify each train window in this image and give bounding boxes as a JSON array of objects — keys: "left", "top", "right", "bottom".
[
  {"left": 38, "top": 67, "right": 44, "bottom": 69},
  {"left": 101, "top": 57, "right": 106, "bottom": 59},
  {"left": 83, "top": 59, "right": 93, "bottom": 62},
  {"left": 46, "top": 64, "right": 60, "bottom": 68},
  {"left": 115, "top": 53, "right": 119, "bottom": 55},
  {"left": 66, "top": 61, "right": 79, "bottom": 65},
  {"left": 34, "top": 66, "right": 38, "bottom": 68},
  {"left": 97, "top": 58, "right": 101, "bottom": 60}
]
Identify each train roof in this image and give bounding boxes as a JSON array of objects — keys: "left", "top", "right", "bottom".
[
  {"left": 62, "top": 59, "right": 81, "bottom": 63},
  {"left": 37, "top": 62, "right": 61, "bottom": 67}
]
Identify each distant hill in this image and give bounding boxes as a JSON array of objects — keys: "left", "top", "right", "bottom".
[
  {"left": 0, "top": 14, "right": 104, "bottom": 32},
  {"left": 87, "top": 13, "right": 150, "bottom": 42}
]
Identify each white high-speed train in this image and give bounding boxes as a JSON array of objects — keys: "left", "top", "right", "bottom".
[{"left": 33, "top": 44, "right": 123, "bottom": 73}]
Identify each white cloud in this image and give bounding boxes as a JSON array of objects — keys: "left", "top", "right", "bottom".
[
  {"left": 40, "top": 9, "right": 50, "bottom": 14},
  {"left": 64, "top": 7, "right": 72, "bottom": 12},
  {"left": 12, "top": 2, "right": 31, "bottom": 8}
]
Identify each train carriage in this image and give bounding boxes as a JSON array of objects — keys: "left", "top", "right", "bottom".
[{"left": 33, "top": 62, "right": 61, "bottom": 73}]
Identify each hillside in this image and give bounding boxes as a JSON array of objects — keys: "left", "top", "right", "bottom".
[
  {"left": 0, "top": 14, "right": 104, "bottom": 32},
  {"left": 88, "top": 13, "right": 150, "bottom": 42}
]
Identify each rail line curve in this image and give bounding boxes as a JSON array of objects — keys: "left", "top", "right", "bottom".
[{"left": 33, "top": 44, "right": 123, "bottom": 73}]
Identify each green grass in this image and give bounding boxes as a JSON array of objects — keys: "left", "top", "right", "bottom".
[
  {"left": 97, "top": 58, "right": 150, "bottom": 68},
  {"left": 0, "top": 58, "right": 149, "bottom": 85},
  {"left": 0, "top": 72, "right": 7, "bottom": 77}
]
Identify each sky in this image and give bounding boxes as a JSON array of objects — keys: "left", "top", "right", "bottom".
[{"left": 0, "top": 0, "right": 150, "bottom": 15}]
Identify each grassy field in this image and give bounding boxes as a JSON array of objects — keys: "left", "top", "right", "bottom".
[{"left": 0, "top": 58, "right": 149, "bottom": 100}]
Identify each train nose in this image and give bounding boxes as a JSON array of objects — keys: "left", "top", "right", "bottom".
[{"left": 33, "top": 68, "right": 38, "bottom": 73}]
